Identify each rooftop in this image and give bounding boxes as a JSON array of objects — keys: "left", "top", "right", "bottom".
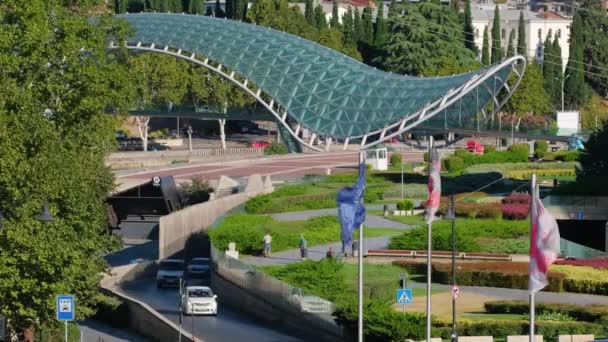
[{"left": 472, "top": 7, "right": 571, "bottom": 21}]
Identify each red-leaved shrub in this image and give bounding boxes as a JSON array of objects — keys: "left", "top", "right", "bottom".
[
  {"left": 502, "top": 193, "right": 531, "bottom": 205},
  {"left": 555, "top": 257, "right": 608, "bottom": 270},
  {"left": 502, "top": 203, "right": 529, "bottom": 220}
]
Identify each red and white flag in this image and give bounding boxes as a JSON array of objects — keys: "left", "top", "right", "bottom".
[
  {"left": 425, "top": 149, "right": 441, "bottom": 224},
  {"left": 529, "top": 189, "right": 561, "bottom": 293}
]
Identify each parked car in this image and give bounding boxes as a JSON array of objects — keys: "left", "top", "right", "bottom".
[
  {"left": 156, "top": 259, "right": 185, "bottom": 288},
  {"left": 288, "top": 288, "right": 333, "bottom": 313},
  {"left": 187, "top": 257, "right": 211, "bottom": 278},
  {"left": 466, "top": 140, "right": 484, "bottom": 154},
  {"left": 181, "top": 286, "right": 218, "bottom": 316},
  {"left": 250, "top": 141, "right": 270, "bottom": 148}
]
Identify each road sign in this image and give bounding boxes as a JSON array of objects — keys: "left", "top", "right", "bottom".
[
  {"left": 56, "top": 295, "right": 75, "bottom": 321},
  {"left": 152, "top": 176, "right": 161, "bottom": 186},
  {"left": 451, "top": 286, "right": 460, "bottom": 300},
  {"left": 575, "top": 213, "right": 584, "bottom": 220},
  {"left": 396, "top": 289, "right": 413, "bottom": 304}
]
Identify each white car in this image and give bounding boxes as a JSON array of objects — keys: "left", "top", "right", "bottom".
[
  {"left": 187, "top": 257, "right": 211, "bottom": 277},
  {"left": 182, "top": 286, "right": 218, "bottom": 316},
  {"left": 156, "top": 259, "right": 185, "bottom": 288},
  {"left": 288, "top": 288, "right": 333, "bottom": 313}
]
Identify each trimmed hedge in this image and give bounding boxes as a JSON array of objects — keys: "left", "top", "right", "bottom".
[
  {"left": 390, "top": 153, "right": 402, "bottom": 166},
  {"left": 545, "top": 150, "right": 580, "bottom": 162},
  {"left": 396, "top": 199, "right": 414, "bottom": 211},
  {"left": 534, "top": 140, "right": 549, "bottom": 159},
  {"left": 505, "top": 169, "right": 576, "bottom": 180},
  {"left": 484, "top": 300, "right": 608, "bottom": 326},
  {"left": 434, "top": 320, "right": 605, "bottom": 339},
  {"left": 445, "top": 144, "right": 530, "bottom": 173}
]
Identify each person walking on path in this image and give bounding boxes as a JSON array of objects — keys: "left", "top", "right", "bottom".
[
  {"left": 326, "top": 247, "right": 334, "bottom": 259},
  {"left": 263, "top": 232, "right": 272, "bottom": 257},
  {"left": 299, "top": 234, "right": 308, "bottom": 260}
]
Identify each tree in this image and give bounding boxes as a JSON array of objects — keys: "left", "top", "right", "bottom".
[
  {"left": 491, "top": 5, "right": 502, "bottom": 63},
  {"left": 225, "top": 0, "right": 234, "bottom": 18},
  {"left": 314, "top": 4, "right": 327, "bottom": 29},
  {"left": 234, "top": 0, "right": 247, "bottom": 20},
  {"left": 575, "top": 122, "right": 608, "bottom": 195},
  {"left": 205, "top": 5, "right": 213, "bottom": 16},
  {"left": 247, "top": 0, "right": 273, "bottom": 24},
  {"left": 506, "top": 29, "right": 515, "bottom": 58},
  {"left": 580, "top": 95, "right": 608, "bottom": 130},
  {"left": 0, "top": 0, "right": 131, "bottom": 335},
  {"left": 542, "top": 31, "right": 556, "bottom": 108},
  {"left": 342, "top": 6, "right": 354, "bottom": 44},
  {"left": 215, "top": 0, "right": 225, "bottom": 17},
  {"left": 128, "top": 54, "right": 188, "bottom": 151},
  {"left": 388, "top": 0, "right": 398, "bottom": 19},
  {"left": 505, "top": 62, "right": 551, "bottom": 115},
  {"left": 189, "top": 0, "right": 203, "bottom": 14},
  {"left": 361, "top": 6, "right": 374, "bottom": 45},
  {"left": 353, "top": 7, "right": 362, "bottom": 43},
  {"left": 552, "top": 35, "right": 563, "bottom": 109},
  {"left": 579, "top": 0, "right": 608, "bottom": 96},
  {"left": 305, "top": 0, "right": 315, "bottom": 26},
  {"left": 376, "top": 2, "right": 478, "bottom": 76},
  {"left": 374, "top": 1, "right": 388, "bottom": 46},
  {"left": 517, "top": 10, "right": 526, "bottom": 56},
  {"left": 331, "top": 0, "right": 340, "bottom": 28},
  {"left": 482, "top": 26, "right": 490, "bottom": 66},
  {"left": 563, "top": 12, "right": 588, "bottom": 109},
  {"left": 463, "top": 0, "right": 476, "bottom": 53}
]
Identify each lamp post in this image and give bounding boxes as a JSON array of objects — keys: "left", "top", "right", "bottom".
[
  {"left": 444, "top": 195, "right": 457, "bottom": 342},
  {"left": 0, "top": 201, "right": 54, "bottom": 230}
]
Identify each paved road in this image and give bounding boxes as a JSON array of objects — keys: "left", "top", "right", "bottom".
[
  {"left": 78, "top": 320, "right": 151, "bottom": 342},
  {"left": 120, "top": 280, "right": 305, "bottom": 342},
  {"left": 116, "top": 151, "right": 424, "bottom": 182}
]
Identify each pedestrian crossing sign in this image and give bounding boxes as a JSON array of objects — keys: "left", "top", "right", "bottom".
[{"left": 396, "top": 289, "right": 413, "bottom": 304}]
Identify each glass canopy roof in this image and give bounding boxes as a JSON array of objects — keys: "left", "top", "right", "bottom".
[{"left": 118, "top": 13, "right": 518, "bottom": 141}]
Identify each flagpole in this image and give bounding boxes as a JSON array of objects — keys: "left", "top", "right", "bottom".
[
  {"left": 358, "top": 150, "right": 365, "bottom": 342},
  {"left": 529, "top": 173, "right": 537, "bottom": 342},
  {"left": 426, "top": 135, "right": 434, "bottom": 342}
]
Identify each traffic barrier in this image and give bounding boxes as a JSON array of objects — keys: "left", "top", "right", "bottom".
[
  {"left": 507, "top": 336, "right": 543, "bottom": 342},
  {"left": 458, "top": 337, "right": 493, "bottom": 342},
  {"left": 557, "top": 335, "right": 594, "bottom": 342}
]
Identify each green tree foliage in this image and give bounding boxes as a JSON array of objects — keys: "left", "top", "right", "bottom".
[
  {"left": 115, "top": 0, "right": 127, "bottom": 13},
  {"left": 330, "top": 0, "right": 339, "bottom": 28},
  {"left": 353, "top": 7, "right": 362, "bottom": 43},
  {"left": 225, "top": 0, "right": 234, "bottom": 18},
  {"left": 517, "top": 10, "right": 526, "bottom": 56},
  {"left": 491, "top": 6, "right": 502, "bottom": 63},
  {"left": 542, "top": 32, "right": 557, "bottom": 109},
  {"left": 314, "top": 4, "right": 327, "bottom": 29},
  {"left": 580, "top": 95, "right": 608, "bottom": 130},
  {"left": 575, "top": 122, "right": 608, "bottom": 194},
  {"left": 234, "top": 0, "right": 248, "bottom": 20},
  {"left": 463, "top": 0, "right": 476, "bottom": 53},
  {"left": 579, "top": 0, "right": 608, "bottom": 96},
  {"left": 388, "top": 0, "right": 398, "bottom": 18},
  {"left": 563, "top": 12, "right": 588, "bottom": 109},
  {"left": 188, "top": 0, "right": 203, "bottom": 14},
  {"left": 361, "top": 6, "right": 374, "bottom": 45},
  {"left": 375, "top": 2, "right": 478, "bottom": 76},
  {"left": 215, "top": 0, "right": 225, "bottom": 17},
  {"left": 374, "top": 1, "right": 388, "bottom": 46},
  {"left": 179, "top": 176, "right": 214, "bottom": 205},
  {"left": 552, "top": 35, "right": 564, "bottom": 109},
  {"left": 342, "top": 6, "right": 354, "bottom": 44},
  {"left": 506, "top": 62, "right": 551, "bottom": 115},
  {"left": 506, "top": 29, "right": 515, "bottom": 58},
  {"left": 482, "top": 26, "right": 490, "bottom": 66},
  {"left": 0, "top": 0, "right": 131, "bottom": 334},
  {"left": 305, "top": 0, "right": 315, "bottom": 25}
]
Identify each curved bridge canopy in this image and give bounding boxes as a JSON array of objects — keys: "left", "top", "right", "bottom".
[{"left": 117, "top": 13, "right": 524, "bottom": 149}]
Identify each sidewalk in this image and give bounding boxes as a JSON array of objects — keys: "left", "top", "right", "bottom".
[{"left": 271, "top": 207, "right": 410, "bottom": 230}]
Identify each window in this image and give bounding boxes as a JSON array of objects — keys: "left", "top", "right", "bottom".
[
  {"left": 538, "top": 28, "right": 542, "bottom": 38},
  {"left": 502, "top": 29, "right": 506, "bottom": 39}
]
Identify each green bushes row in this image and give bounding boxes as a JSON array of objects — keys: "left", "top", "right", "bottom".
[
  {"left": 505, "top": 169, "right": 576, "bottom": 180},
  {"left": 484, "top": 300, "right": 608, "bottom": 325},
  {"left": 534, "top": 140, "right": 549, "bottom": 159},
  {"left": 544, "top": 150, "right": 580, "bottom": 162},
  {"left": 396, "top": 199, "right": 414, "bottom": 210},
  {"left": 244, "top": 191, "right": 336, "bottom": 214},
  {"left": 438, "top": 201, "right": 502, "bottom": 219},
  {"left": 433, "top": 320, "right": 605, "bottom": 339},
  {"left": 444, "top": 144, "right": 530, "bottom": 172},
  {"left": 389, "top": 153, "right": 402, "bottom": 166},
  {"left": 264, "top": 141, "right": 288, "bottom": 155}
]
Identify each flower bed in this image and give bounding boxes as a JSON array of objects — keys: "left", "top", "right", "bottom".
[{"left": 555, "top": 257, "right": 608, "bottom": 270}]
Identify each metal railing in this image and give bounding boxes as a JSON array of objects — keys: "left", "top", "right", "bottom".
[{"left": 211, "top": 245, "right": 342, "bottom": 337}]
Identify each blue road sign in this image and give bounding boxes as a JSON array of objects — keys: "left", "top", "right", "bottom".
[
  {"left": 575, "top": 213, "right": 584, "bottom": 220},
  {"left": 56, "top": 295, "right": 75, "bottom": 321},
  {"left": 396, "top": 289, "right": 413, "bottom": 304}
]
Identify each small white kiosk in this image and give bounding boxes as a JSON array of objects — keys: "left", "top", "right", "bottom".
[{"left": 365, "top": 148, "right": 388, "bottom": 171}]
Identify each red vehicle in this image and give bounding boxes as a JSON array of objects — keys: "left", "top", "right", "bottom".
[
  {"left": 388, "top": 137, "right": 400, "bottom": 144},
  {"left": 466, "top": 140, "right": 484, "bottom": 154},
  {"left": 250, "top": 141, "right": 270, "bottom": 148}
]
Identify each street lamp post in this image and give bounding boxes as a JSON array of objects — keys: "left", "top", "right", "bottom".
[
  {"left": 444, "top": 195, "right": 457, "bottom": 342},
  {"left": 0, "top": 201, "right": 54, "bottom": 229}
]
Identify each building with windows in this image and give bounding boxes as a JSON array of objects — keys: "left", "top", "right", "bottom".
[{"left": 471, "top": 6, "right": 571, "bottom": 69}]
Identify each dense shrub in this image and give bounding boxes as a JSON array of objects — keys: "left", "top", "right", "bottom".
[
  {"left": 434, "top": 320, "right": 605, "bottom": 339},
  {"left": 208, "top": 214, "right": 269, "bottom": 254},
  {"left": 423, "top": 151, "right": 429, "bottom": 162},
  {"left": 508, "top": 143, "right": 531, "bottom": 161},
  {"left": 264, "top": 141, "right": 288, "bottom": 155},
  {"left": 555, "top": 257, "right": 608, "bottom": 270},
  {"left": 396, "top": 199, "right": 414, "bottom": 211},
  {"left": 389, "top": 153, "right": 402, "bottom": 166},
  {"left": 438, "top": 201, "right": 502, "bottom": 219},
  {"left": 388, "top": 225, "right": 479, "bottom": 252},
  {"left": 502, "top": 203, "right": 530, "bottom": 220},
  {"left": 502, "top": 193, "right": 530, "bottom": 204},
  {"left": 534, "top": 140, "right": 549, "bottom": 159},
  {"left": 484, "top": 145, "right": 497, "bottom": 153},
  {"left": 443, "top": 156, "right": 465, "bottom": 172},
  {"left": 505, "top": 169, "right": 576, "bottom": 180},
  {"left": 463, "top": 162, "right": 578, "bottom": 176},
  {"left": 545, "top": 150, "right": 580, "bottom": 162},
  {"left": 179, "top": 176, "right": 214, "bottom": 205},
  {"left": 485, "top": 300, "right": 608, "bottom": 325}
]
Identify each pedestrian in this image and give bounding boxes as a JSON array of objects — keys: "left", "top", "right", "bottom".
[
  {"left": 262, "top": 231, "right": 272, "bottom": 257},
  {"left": 299, "top": 234, "right": 308, "bottom": 260},
  {"left": 326, "top": 247, "right": 334, "bottom": 259}
]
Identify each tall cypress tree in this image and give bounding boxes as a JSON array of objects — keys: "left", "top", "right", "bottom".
[
  {"left": 331, "top": 0, "right": 340, "bottom": 28},
  {"left": 517, "top": 10, "right": 526, "bottom": 56},
  {"left": 214, "top": 0, "right": 224, "bottom": 17},
  {"left": 482, "top": 26, "right": 490, "bottom": 66},
  {"left": 552, "top": 35, "right": 564, "bottom": 109},
  {"left": 374, "top": 1, "right": 388, "bottom": 46},
  {"left": 235, "top": 0, "right": 247, "bottom": 20},
  {"left": 225, "top": 0, "right": 234, "bottom": 18},
  {"left": 205, "top": 5, "right": 213, "bottom": 15},
  {"left": 362, "top": 6, "right": 374, "bottom": 44},
  {"left": 354, "top": 7, "right": 362, "bottom": 43},
  {"left": 507, "top": 29, "right": 515, "bottom": 58},
  {"left": 305, "top": 0, "right": 315, "bottom": 25},
  {"left": 491, "top": 6, "right": 502, "bottom": 63},
  {"left": 451, "top": 0, "right": 459, "bottom": 12},
  {"left": 342, "top": 6, "right": 354, "bottom": 44},
  {"left": 388, "top": 0, "right": 397, "bottom": 19},
  {"left": 564, "top": 11, "right": 587, "bottom": 109},
  {"left": 314, "top": 4, "right": 327, "bottom": 29},
  {"left": 543, "top": 32, "right": 556, "bottom": 108},
  {"left": 463, "top": 0, "right": 476, "bottom": 53},
  {"left": 189, "top": 0, "right": 202, "bottom": 14}
]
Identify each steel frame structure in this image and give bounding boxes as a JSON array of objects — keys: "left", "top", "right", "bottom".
[{"left": 114, "top": 14, "right": 526, "bottom": 152}]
